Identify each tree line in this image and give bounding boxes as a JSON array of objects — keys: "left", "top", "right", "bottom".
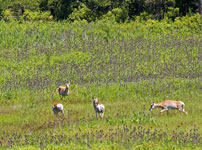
[{"left": 0, "top": 0, "right": 201, "bottom": 22}]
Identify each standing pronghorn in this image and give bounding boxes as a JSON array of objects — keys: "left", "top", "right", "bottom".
[
  {"left": 52, "top": 102, "right": 64, "bottom": 115},
  {"left": 58, "top": 83, "right": 70, "bottom": 99},
  {"left": 149, "top": 100, "right": 188, "bottom": 115},
  {"left": 93, "top": 98, "right": 105, "bottom": 119}
]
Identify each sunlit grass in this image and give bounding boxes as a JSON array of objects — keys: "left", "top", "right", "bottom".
[
  {"left": 0, "top": 17, "right": 202, "bottom": 149},
  {"left": 1, "top": 92, "right": 202, "bottom": 149}
]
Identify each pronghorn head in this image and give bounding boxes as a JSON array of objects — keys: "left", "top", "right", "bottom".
[
  {"left": 149, "top": 102, "right": 155, "bottom": 111},
  {"left": 66, "top": 82, "right": 70, "bottom": 89},
  {"left": 93, "top": 98, "right": 99, "bottom": 106},
  {"left": 53, "top": 102, "right": 59, "bottom": 108},
  {"left": 53, "top": 103, "right": 59, "bottom": 115}
]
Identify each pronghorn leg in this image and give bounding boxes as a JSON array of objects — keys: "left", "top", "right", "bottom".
[
  {"left": 101, "top": 112, "right": 104, "bottom": 119},
  {"left": 55, "top": 110, "right": 58, "bottom": 115},
  {"left": 179, "top": 105, "right": 188, "bottom": 115},
  {"left": 99, "top": 113, "right": 102, "bottom": 119},
  {"left": 100, "top": 112, "right": 104, "bottom": 119},
  {"left": 61, "top": 110, "right": 64, "bottom": 116},
  {"left": 96, "top": 112, "right": 98, "bottom": 118},
  {"left": 160, "top": 109, "right": 168, "bottom": 113},
  {"left": 183, "top": 110, "right": 188, "bottom": 115},
  {"left": 179, "top": 108, "right": 188, "bottom": 115}
]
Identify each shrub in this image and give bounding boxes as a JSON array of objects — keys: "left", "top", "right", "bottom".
[
  {"left": 166, "top": 7, "right": 180, "bottom": 21},
  {"left": 174, "top": 13, "right": 202, "bottom": 32},
  {"left": 102, "top": 8, "right": 128, "bottom": 23},
  {"left": 23, "top": 10, "right": 53, "bottom": 21},
  {"left": 2, "top": 9, "right": 16, "bottom": 21},
  {"left": 68, "top": 3, "right": 93, "bottom": 22},
  {"left": 134, "top": 11, "right": 153, "bottom": 22}
]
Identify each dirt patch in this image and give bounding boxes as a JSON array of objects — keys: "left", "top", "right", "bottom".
[
  {"left": 0, "top": 104, "right": 22, "bottom": 114},
  {"left": 0, "top": 110, "right": 16, "bottom": 114}
]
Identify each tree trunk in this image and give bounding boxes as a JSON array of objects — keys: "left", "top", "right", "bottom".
[{"left": 199, "top": 0, "right": 202, "bottom": 14}]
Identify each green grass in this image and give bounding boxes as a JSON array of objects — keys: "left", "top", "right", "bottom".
[
  {"left": 1, "top": 96, "right": 202, "bottom": 149},
  {"left": 0, "top": 14, "right": 202, "bottom": 149}
]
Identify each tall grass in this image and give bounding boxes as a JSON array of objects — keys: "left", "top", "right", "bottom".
[
  {"left": 0, "top": 17, "right": 202, "bottom": 103},
  {"left": 0, "top": 14, "right": 202, "bottom": 149}
]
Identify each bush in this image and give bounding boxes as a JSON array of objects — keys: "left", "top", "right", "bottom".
[
  {"left": 2, "top": 9, "right": 16, "bottom": 21},
  {"left": 166, "top": 7, "right": 180, "bottom": 21},
  {"left": 174, "top": 13, "right": 202, "bottom": 32},
  {"left": 68, "top": 3, "right": 93, "bottom": 22},
  {"left": 102, "top": 8, "right": 128, "bottom": 23},
  {"left": 23, "top": 10, "right": 53, "bottom": 21},
  {"left": 134, "top": 11, "right": 153, "bottom": 22}
]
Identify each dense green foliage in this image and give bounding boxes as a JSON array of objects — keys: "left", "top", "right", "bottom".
[
  {"left": 0, "top": 14, "right": 202, "bottom": 149},
  {"left": 0, "top": 0, "right": 201, "bottom": 21}
]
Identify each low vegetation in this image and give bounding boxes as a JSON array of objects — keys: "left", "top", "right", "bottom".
[{"left": 0, "top": 14, "right": 202, "bottom": 149}]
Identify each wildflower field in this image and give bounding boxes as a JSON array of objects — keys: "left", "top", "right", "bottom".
[{"left": 0, "top": 14, "right": 202, "bottom": 149}]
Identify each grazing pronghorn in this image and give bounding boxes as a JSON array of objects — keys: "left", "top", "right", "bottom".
[
  {"left": 52, "top": 102, "right": 64, "bottom": 115},
  {"left": 149, "top": 100, "right": 188, "bottom": 115},
  {"left": 58, "top": 83, "right": 70, "bottom": 99},
  {"left": 93, "top": 98, "right": 105, "bottom": 119}
]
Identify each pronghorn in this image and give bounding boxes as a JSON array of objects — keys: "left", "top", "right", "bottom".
[
  {"left": 93, "top": 98, "right": 105, "bottom": 119},
  {"left": 52, "top": 102, "right": 64, "bottom": 115},
  {"left": 149, "top": 100, "right": 188, "bottom": 115},
  {"left": 58, "top": 83, "right": 70, "bottom": 99}
]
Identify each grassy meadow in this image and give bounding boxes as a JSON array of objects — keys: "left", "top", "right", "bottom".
[{"left": 0, "top": 14, "right": 202, "bottom": 149}]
